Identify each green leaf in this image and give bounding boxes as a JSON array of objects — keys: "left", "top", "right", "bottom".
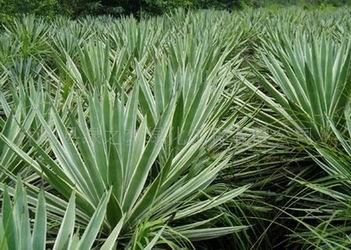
[
  {"left": 77, "top": 190, "right": 111, "bottom": 250},
  {"left": 53, "top": 193, "right": 76, "bottom": 250},
  {"left": 100, "top": 215, "right": 125, "bottom": 250},
  {"left": 32, "top": 191, "right": 46, "bottom": 250}
]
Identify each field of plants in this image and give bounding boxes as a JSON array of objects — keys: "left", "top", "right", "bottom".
[{"left": 0, "top": 7, "right": 351, "bottom": 249}]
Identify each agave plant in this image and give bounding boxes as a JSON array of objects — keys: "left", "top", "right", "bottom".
[
  {"left": 0, "top": 70, "right": 74, "bottom": 183},
  {"left": 287, "top": 147, "right": 351, "bottom": 249},
  {"left": 287, "top": 176, "right": 351, "bottom": 249},
  {"left": 289, "top": 114, "right": 351, "bottom": 249},
  {"left": 232, "top": 17, "right": 351, "bottom": 249},
  {"left": 1, "top": 8, "right": 351, "bottom": 249},
  {"left": 108, "top": 16, "right": 168, "bottom": 62},
  {"left": 0, "top": 179, "right": 126, "bottom": 250},
  {"left": 1, "top": 83, "right": 250, "bottom": 248},
  {"left": 240, "top": 34, "right": 351, "bottom": 142},
  {"left": 3, "top": 15, "right": 50, "bottom": 59},
  {"left": 57, "top": 41, "right": 130, "bottom": 90},
  {"left": 0, "top": 34, "right": 20, "bottom": 69}
]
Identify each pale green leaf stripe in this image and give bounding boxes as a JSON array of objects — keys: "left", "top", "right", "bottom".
[
  {"left": 100, "top": 216, "right": 125, "bottom": 250},
  {"left": 179, "top": 226, "right": 248, "bottom": 241},
  {"left": 174, "top": 185, "right": 251, "bottom": 220},
  {"left": 32, "top": 191, "right": 46, "bottom": 250},
  {"left": 53, "top": 193, "right": 76, "bottom": 250},
  {"left": 77, "top": 190, "right": 111, "bottom": 250}
]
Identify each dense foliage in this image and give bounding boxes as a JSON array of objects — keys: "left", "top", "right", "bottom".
[
  {"left": 0, "top": 0, "right": 349, "bottom": 20},
  {"left": 1, "top": 6, "right": 351, "bottom": 249}
]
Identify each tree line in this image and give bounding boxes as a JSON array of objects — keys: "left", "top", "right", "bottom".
[{"left": 0, "top": 0, "right": 349, "bottom": 20}]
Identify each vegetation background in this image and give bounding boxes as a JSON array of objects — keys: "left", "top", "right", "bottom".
[
  {"left": 0, "top": 0, "right": 350, "bottom": 20},
  {"left": 1, "top": 0, "right": 351, "bottom": 249}
]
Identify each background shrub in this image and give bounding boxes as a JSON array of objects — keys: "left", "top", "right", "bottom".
[{"left": 0, "top": 0, "right": 350, "bottom": 19}]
